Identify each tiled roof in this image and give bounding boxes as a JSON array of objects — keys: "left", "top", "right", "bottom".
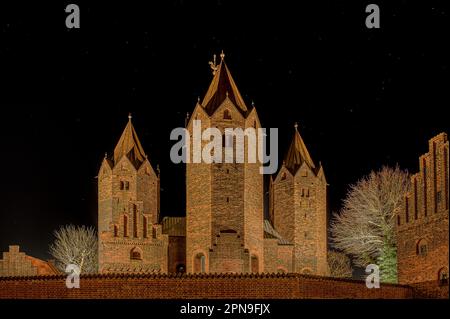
[
  {"left": 263, "top": 220, "right": 291, "bottom": 245},
  {"left": 113, "top": 115, "right": 146, "bottom": 169},
  {"left": 25, "top": 256, "right": 60, "bottom": 276},
  {"left": 284, "top": 126, "right": 316, "bottom": 175},
  {"left": 202, "top": 54, "right": 249, "bottom": 116}
]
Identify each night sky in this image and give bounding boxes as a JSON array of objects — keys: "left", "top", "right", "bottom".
[{"left": 0, "top": 1, "right": 448, "bottom": 260}]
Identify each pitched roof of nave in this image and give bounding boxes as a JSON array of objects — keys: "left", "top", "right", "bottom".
[
  {"left": 284, "top": 123, "right": 316, "bottom": 175},
  {"left": 263, "top": 220, "right": 291, "bottom": 245},
  {"left": 201, "top": 51, "right": 250, "bottom": 116},
  {"left": 113, "top": 114, "right": 147, "bottom": 169}
]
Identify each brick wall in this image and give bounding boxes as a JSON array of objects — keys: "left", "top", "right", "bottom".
[{"left": 0, "top": 273, "right": 419, "bottom": 299}]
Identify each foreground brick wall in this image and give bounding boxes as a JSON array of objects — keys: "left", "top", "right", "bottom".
[{"left": 0, "top": 273, "right": 418, "bottom": 299}]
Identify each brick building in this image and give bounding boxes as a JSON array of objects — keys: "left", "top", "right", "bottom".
[
  {"left": 0, "top": 245, "right": 58, "bottom": 277},
  {"left": 397, "top": 133, "right": 449, "bottom": 285},
  {"left": 270, "top": 124, "right": 328, "bottom": 275},
  {"left": 97, "top": 115, "right": 169, "bottom": 273},
  {"left": 97, "top": 53, "right": 328, "bottom": 275},
  {"left": 184, "top": 52, "right": 324, "bottom": 274},
  {"left": 185, "top": 52, "right": 265, "bottom": 273}
]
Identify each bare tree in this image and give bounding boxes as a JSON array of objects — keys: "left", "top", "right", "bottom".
[
  {"left": 328, "top": 250, "right": 353, "bottom": 279},
  {"left": 49, "top": 225, "right": 98, "bottom": 274},
  {"left": 330, "top": 166, "right": 410, "bottom": 283}
]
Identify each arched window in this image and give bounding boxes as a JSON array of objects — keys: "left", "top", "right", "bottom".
[
  {"left": 416, "top": 239, "right": 428, "bottom": 257},
  {"left": 113, "top": 225, "right": 118, "bottom": 237},
  {"left": 251, "top": 255, "right": 259, "bottom": 273},
  {"left": 130, "top": 247, "right": 142, "bottom": 260},
  {"left": 223, "top": 109, "right": 232, "bottom": 120},
  {"left": 120, "top": 181, "right": 124, "bottom": 190},
  {"left": 176, "top": 264, "right": 186, "bottom": 273},
  {"left": 123, "top": 215, "right": 128, "bottom": 237},
  {"left": 438, "top": 267, "right": 448, "bottom": 286},
  {"left": 194, "top": 253, "right": 206, "bottom": 273}
]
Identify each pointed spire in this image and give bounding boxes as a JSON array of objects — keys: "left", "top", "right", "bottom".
[
  {"left": 202, "top": 51, "right": 248, "bottom": 116},
  {"left": 113, "top": 114, "right": 147, "bottom": 169},
  {"left": 284, "top": 123, "right": 316, "bottom": 175}
]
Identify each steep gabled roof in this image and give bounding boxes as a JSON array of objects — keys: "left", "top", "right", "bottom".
[
  {"left": 201, "top": 52, "right": 248, "bottom": 116},
  {"left": 113, "top": 115, "right": 146, "bottom": 169},
  {"left": 284, "top": 124, "right": 316, "bottom": 175}
]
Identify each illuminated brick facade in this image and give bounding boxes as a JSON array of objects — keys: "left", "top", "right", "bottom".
[{"left": 397, "top": 133, "right": 449, "bottom": 285}]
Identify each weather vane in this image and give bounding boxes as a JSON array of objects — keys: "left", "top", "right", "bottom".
[{"left": 208, "top": 54, "right": 218, "bottom": 75}]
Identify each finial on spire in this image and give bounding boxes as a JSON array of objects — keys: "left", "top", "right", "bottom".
[
  {"left": 185, "top": 112, "right": 190, "bottom": 127},
  {"left": 220, "top": 50, "right": 225, "bottom": 60},
  {"left": 226, "top": 91, "right": 229, "bottom": 97},
  {"left": 251, "top": 100, "right": 255, "bottom": 107},
  {"left": 104, "top": 152, "right": 107, "bottom": 159},
  {"left": 128, "top": 113, "right": 132, "bottom": 120},
  {"left": 294, "top": 122, "right": 298, "bottom": 130},
  {"left": 197, "top": 96, "right": 200, "bottom": 103}
]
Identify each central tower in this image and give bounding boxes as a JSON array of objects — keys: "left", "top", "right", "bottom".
[{"left": 186, "top": 52, "right": 264, "bottom": 273}]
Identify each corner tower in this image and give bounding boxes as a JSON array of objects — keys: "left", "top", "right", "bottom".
[
  {"left": 186, "top": 52, "right": 264, "bottom": 273},
  {"left": 98, "top": 115, "right": 168, "bottom": 273},
  {"left": 272, "top": 124, "right": 328, "bottom": 275}
]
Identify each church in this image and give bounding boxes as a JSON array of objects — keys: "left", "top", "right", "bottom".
[{"left": 97, "top": 52, "right": 329, "bottom": 275}]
